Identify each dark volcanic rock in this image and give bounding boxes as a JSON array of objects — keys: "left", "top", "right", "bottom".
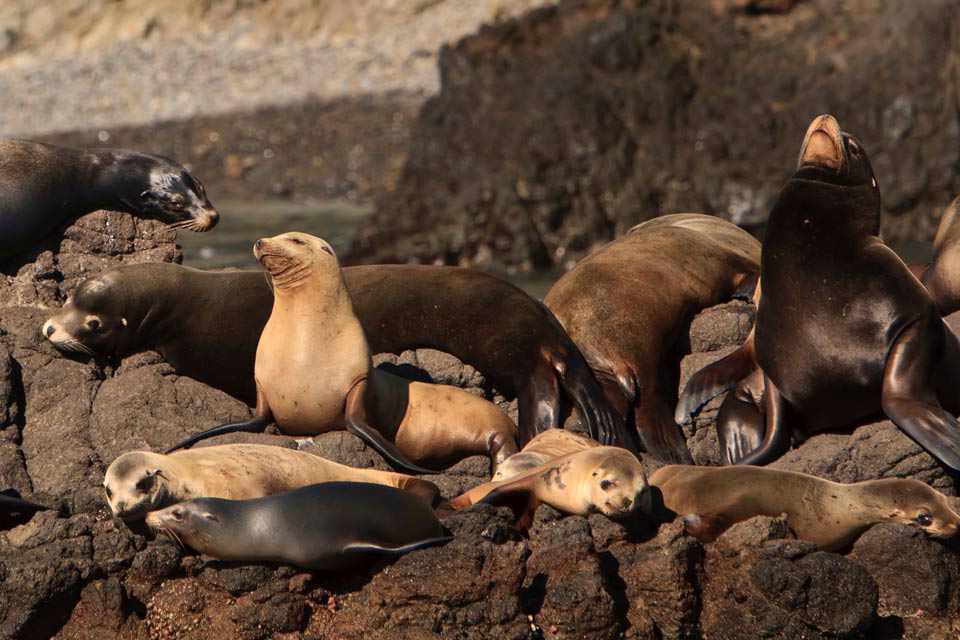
[{"left": 350, "top": 0, "right": 960, "bottom": 273}]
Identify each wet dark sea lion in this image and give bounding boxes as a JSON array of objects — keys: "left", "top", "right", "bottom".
[
  {"left": 0, "top": 139, "right": 218, "bottom": 262},
  {"left": 649, "top": 465, "right": 960, "bottom": 551},
  {"left": 167, "top": 233, "right": 519, "bottom": 475},
  {"left": 544, "top": 213, "right": 760, "bottom": 464},
  {"left": 146, "top": 482, "right": 451, "bottom": 570},
  {"left": 45, "top": 262, "right": 628, "bottom": 448},
  {"left": 1, "top": 488, "right": 52, "bottom": 529},
  {"left": 716, "top": 114, "right": 960, "bottom": 470}
]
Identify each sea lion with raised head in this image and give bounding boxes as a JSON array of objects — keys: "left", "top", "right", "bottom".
[
  {"left": 713, "top": 114, "right": 960, "bottom": 470},
  {"left": 649, "top": 465, "right": 960, "bottom": 551},
  {"left": 165, "top": 233, "right": 519, "bottom": 475},
  {"left": 441, "top": 446, "right": 650, "bottom": 530},
  {"left": 543, "top": 213, "right": 760, "bottom": 464},
  {"left": 104, "top": 444, "right": 439, "bottom": 521},
  {"left": 0, "top": 139, "right": 218, "bottom": 262},
  {"left": 146, "top": 482, "right": 451, "bottom": 570},
  {"left": 43, "top": 262, "right": 629, "bottom": 448},
  {"left": 492, "top": 428, "right": 599, "bottom": 482}
]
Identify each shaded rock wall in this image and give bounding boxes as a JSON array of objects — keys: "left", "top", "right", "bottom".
[{"left": 350, "top": 0, "right": 960, "bottom": 273}]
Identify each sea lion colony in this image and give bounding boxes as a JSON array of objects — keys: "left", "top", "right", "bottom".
[{"left": 5, "top": 117, "right": 960, "bottom": 573}]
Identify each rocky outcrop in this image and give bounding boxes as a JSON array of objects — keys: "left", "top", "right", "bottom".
[
  {"left": 2, "top": 215, "right": 959, "bottom": 639},
  {"left": 350, "top": 0, "right": 960, "bottom": 273}
]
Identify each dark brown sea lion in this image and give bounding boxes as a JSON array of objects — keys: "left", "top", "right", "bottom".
[
  {"left": 1, "top": 488, "right": 52, "bottom": 529},
  {"left": 649, "top": 465, "right": 960, "bottom": 551},
  {"left": 166, "top": 233, "right": 519, "bottom": 475},
  {"left": 0, "top": 139, "right": 218, "bottom": 262},
  {"left": 44, "top": 262, "right": 628, "bottom": 447},
  {"left": 543, "top": 213, "right": 760, "bottom": 464},
  {"left": 146, "top": 482, "right": 451, "bottom": 570},
  {"left": 715, "top": 114, "right": 960, "bottom": 470}
]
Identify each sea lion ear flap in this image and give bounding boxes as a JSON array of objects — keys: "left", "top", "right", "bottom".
[
  {"left": 203, "top": 512, "right": 220, "bottom": 523},
  {"left": 476, "top": 485, "right": 541, "bottom": 533}
]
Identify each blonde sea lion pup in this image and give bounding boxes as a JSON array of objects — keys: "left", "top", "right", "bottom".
[
  {"left": 441, "top": 446, "right": 650, "bottom": 529},
  {"left": 105, "top": 444, "right": 439, "bottom": 521},
  {"left": 492, "top": 429, "right": 600, "bottom": 481},
  {"left": 649, "top": 465, "right": 960, "bottom": 551},
  {"left": 165, "top": 232, "right": 518, "bottom": 475}
]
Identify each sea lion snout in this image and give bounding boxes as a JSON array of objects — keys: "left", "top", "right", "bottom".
[{"left": 798, "top": 114, "right": 844, "bottom": 171}]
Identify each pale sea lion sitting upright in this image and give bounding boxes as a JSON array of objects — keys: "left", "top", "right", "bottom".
[
  {"left": 147, "top": 482, "right": 451, "bottom": 570},
  {"left": 544, "top": 213, "right": 760, "bottom": 464},
  {"left": 492, "top": 428, "right": 599, "bottom": 482},
  {"left": 711, "top": 114, "right": 960, "bottom": 470},
  {"left": 441, "top": 446, "right": 650, "bottom": 530},
  {"left": 0, "top": 139, "right": 218, "bottom": 261},
  {"left": 104, "top": 444, "right": 440, "bottom": 522},
  {"left": 649, "top": 465, "right": 960, "bottom": 551},
  {"left": 166, "top": 233, "right": 519, "bottom": 475}
]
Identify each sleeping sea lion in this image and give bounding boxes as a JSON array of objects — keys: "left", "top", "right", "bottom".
[
  {"left": 165, "top": 233, "right": 518, "bottom": 475},
  {"left": 649, "top": 465, "right": 960, "bottom": 551},
  {"left": 492, "top": 428, "right": 599, "bottom": 481},
  {"left": 104, "top": 444, "right": 440, "bottom": 521},
  {"left": 146, "top": 482, "right": 451, "bottom": 570}
]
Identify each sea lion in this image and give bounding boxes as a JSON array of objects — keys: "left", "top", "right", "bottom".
[
  {"left": 146, "top": 482, "right": 451, "bottom": 570},
  {"left": 492, "top": 428, "right": 599, "bottom": 481},
  {"left": 649, "top": 465, "right": 960, "bottom": 551},
  {"left": 543, "top": 213, "right": 760, "bottom": 464},
  {"left": 0, "top": 139, "right": 218, "bottom": 261},
  {"left": 714, "top": 114, "right": 960, "bottom": 470},
  {"left": 43, "top": 263, "right": 629, "bottom": 448},
  {"left": 1, "top": 488, "right": 52, "bottom": 529},
  {"left": 104, "top": 444, "right": 439, "bottom": 521},
  {"left": 916, "top": 195, "right": 960, "bottom": 315},
  {"left": 441, "top": 446, "right": 650, "bottom": 529},
  {"left": 166, "top": 233, "right": 519, "bottom": 475}
]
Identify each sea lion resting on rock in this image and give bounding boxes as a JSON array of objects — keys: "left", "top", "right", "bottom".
[
  {"left": 0, "top": 138, "right": 218, "bottom": 262},
  {"left": 441, "top": 446, "right": 650, "bottom": 529},
  {"left": 166, "top": 233, "right": 519, "bottom": 475},
  {"left": 649, "top": 465, "right": 960, "bottom": 551},
  {"left": 43, "top": 262, "right": 628, "bottom": 448},
  {"left": 146, "top": 482, "right": 451, "bottom": 570},
  {"left": 104, "top": 444, "right": 440, "bottom": 522},
  {"left": 544, "top": 213, "right": 760, "bottom": 465},
  {"left": 492, "top": 428, "right": 599, "bottom": 481}
]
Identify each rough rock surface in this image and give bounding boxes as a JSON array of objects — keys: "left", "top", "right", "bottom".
[
  {"left": 350, "top": 0, "right": 960, "bottom": 272},
  {"left": 2, "top": 217, "right": 959, "bottom": 639}
]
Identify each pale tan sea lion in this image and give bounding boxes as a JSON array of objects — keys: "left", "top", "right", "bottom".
[
  {"left": 492, "top": 429, "right": 600, "bottom": 482},
  {"left": 441, "top": 446, "right": 650, "bottom": 529},
  {"left": 104, "top": 444, "right": 439, "bottom": 521},
  {"left": 649, "top": 465, "right": 960, "bottom": 551},
  {"left": 166, "top": 233, "right": 518, "bottom": 475}
]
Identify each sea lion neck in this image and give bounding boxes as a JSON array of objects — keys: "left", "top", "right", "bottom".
[{"left": 764, "top": 178, "right": 880, "bottom": 249}]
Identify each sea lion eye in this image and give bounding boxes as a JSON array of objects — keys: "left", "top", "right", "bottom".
[
  {"left": 86, "top": 318, "right": 101, "bottom": 332},
  {"left": 600, "top": 479, "right": 614, "bottom": 490},
  {"left": 172, "top": 508, "right": 184, "bottom": 520},
  {"left": 916, "top": 512, "right": 933, "bottom": 527},
  {"left": 289, "top": 237, "right": 306, "bottom": 245}
]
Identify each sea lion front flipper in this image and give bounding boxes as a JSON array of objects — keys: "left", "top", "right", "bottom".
[
  {"left": 344, "top": 381, "right": 439, "bottom": 475},
  {"left": 675, "top": 332, "right": 757, "bottom": 424},
  {"left": 476, "top": 483, "right": 541, "bottom": 531},
  {"left": 516, "top": 355, "right": 561, "bottom": 446},
  {"left": 343, "top": 536, "right": 454, "bottom": 556},
  {"left": 881, "top": 318, "right": 960, "bottom": 470},
  {"left": 165, "top": 387, "right": 274, "bottom": 453},
  {"left": 0, "top": 490, "right": 52, "bottom": 514},
  {"left": 730, "top": 374, "right": 791, "bottom": 466}
]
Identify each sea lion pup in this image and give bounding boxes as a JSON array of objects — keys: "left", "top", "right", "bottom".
[
  {"left": 492, "top": 428, "right": 599, "bottom": 482},
  {"left": 440, "top": 446, "right": 650, "bottom": 530},
  {"left": 104, "top": 444, "right": 439, "bottom": 522},
  {"left": 166, "top": 232, "right": 519, "bottom": 475},
  {"left": 0, "top": 139, "right": 218, "bottom": 261},
  {"left": 0, "top": 488, "right": 52, "bottom": 529},
  {"left": 146, "top": 482, "right": 451, "bottom": 570},
  {"left": 649, "top": 465, "right": 960, "bottom": 551},
  {"left": 543, "top": 213, "right": 760, "bottom": 464},
  {"left": 711, "top": 114, "right": 960, "bottom": 470},
  {"left": 43, "top": 263, "right": 629, "bottom": 449}
]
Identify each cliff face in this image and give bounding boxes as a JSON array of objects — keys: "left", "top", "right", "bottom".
[
  {"left": 349, "top": 0, "right": 960, "bottom": 272},
  {"left": 1, "top": 219, "right": 958, "bottom": 639}
]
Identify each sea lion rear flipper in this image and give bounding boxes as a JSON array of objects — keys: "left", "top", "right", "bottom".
[
  {"left": 731, "top": 374, "right": 791, "bottom": 466},
  {"left": 681, "top": 513, "right": 733, "bottom": 543},
  {"left": 881, "top": 318, "right": 960, "bottom": 470},
  {"left": 675, "top": 333, "right": 757, "bottom": 424},
  {"left": 343, "top": 536, "right": 454, "bottom": 556},
  {"left": 164, "top": 409, "right": 273, "bottom": 453},
  {"left": 344, "top": 381, "right": 439, "bottom": 475},
  {"left": 715, "top": 369, "right": 767, "bottom": 465},
  {"left": 0, "top": 491, "right": 52, "bottom": 514}
]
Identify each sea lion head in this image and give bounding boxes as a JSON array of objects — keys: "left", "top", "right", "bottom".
[
  {"left": 106, "top": 151, "right": 219, "bottom": 232},
  {"left": 146, "top": 498, "right": 230, "bottom": 556},
  {"left": 876, "top": 478, "right": 960, "bottom": 539},
  {"left": 253, "top": 232, "right": 338, "bottom": 290},
  {"left": 585, "top": 448, "right": 651, "bottom": 518},
  {"left": 104, "top": 451, "right": 174, "bottom": 521},
  {"left": 796, "top": 114, "right": 877, "bottom": 190},
  {"left": 42, "top": 272, "right": 135, "bottom": 358}
]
